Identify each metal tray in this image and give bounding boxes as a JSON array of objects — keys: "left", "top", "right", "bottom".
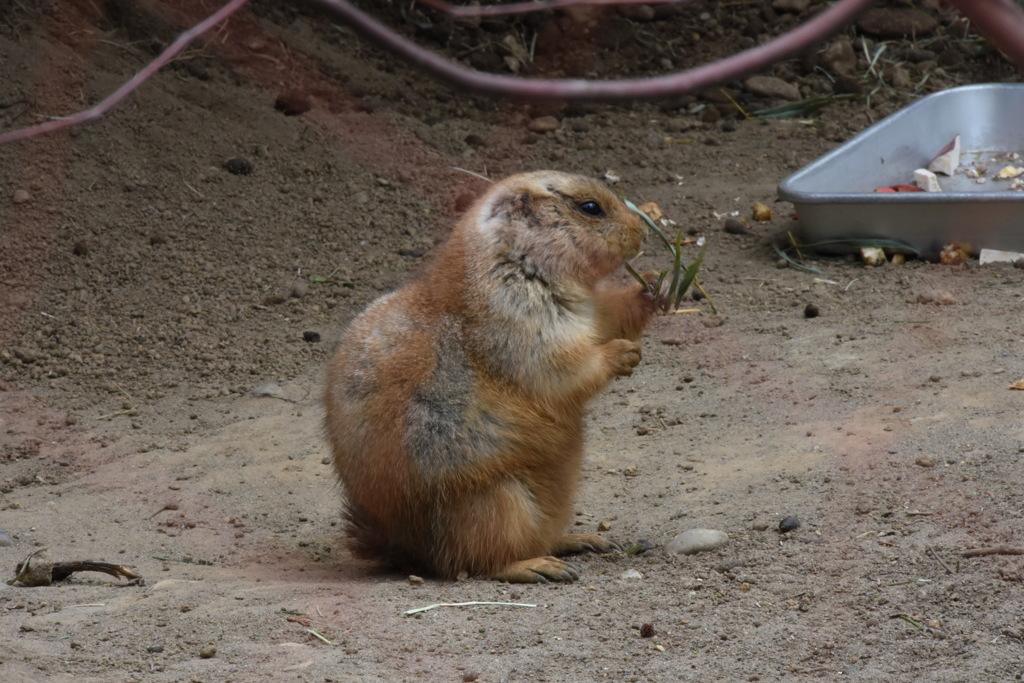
[{"left": 777, "top": 83, "right": 1024, "bottom": 257}]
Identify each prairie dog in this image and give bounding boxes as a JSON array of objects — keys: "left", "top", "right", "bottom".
[{"left": 324, "top": 171, "right": 660, "bottom": 582}]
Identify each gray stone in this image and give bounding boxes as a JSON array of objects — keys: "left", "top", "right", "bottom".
[
  {"left": 856, "top": 8, "right": 939, "bottom": 39},
  {"left": 665, "top": 528, "right": 729, "bottom": 555},
  {"left": 526, "top": 116, "right": 559, "bottom": 133},
  {"left": 821, "top": 37, "right": 857, "bottom": 75},
  {"left": 743, "top": 76, "right": 801, "bottom": 101}
]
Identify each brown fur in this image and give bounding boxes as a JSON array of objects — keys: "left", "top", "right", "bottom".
[{"left": 323, "top": 171, "right": 661, "bottom": 582}]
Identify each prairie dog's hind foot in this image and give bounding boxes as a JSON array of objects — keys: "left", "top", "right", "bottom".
[
  {"left": 488, "top": 556, "right": 581, "bottom": 583},
  {"left": 486, "top": 535, "right": 621, "bottom": 583}
]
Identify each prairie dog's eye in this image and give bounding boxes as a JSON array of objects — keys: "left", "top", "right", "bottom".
[{"left": 577, "top": 200, "right": 604, "bottom": 217}]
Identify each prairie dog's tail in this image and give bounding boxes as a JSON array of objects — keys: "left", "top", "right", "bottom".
[{"left": 342, "top": 502, "right": 413, "bottom": 571}]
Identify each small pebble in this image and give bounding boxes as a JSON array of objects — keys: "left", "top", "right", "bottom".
[
  {"left": 526, "top": 116, "right": 559, "bottom": 133},
  {"left": 856, "top": 7, "right": 938, "bottom": 39},
  {"left": 408, "top": 574, "right": 424, "bottom": 586},
  {"left": 723, "top": 218, "right": 749, "bottom": 235},
  {"left": 0, "top": 527, "right": 14, "bottom": 546},
  {"left": 251, "top": 382, "right": 284, "bottom": 398},
  {"left": 225, "top": 158, "right": 253, "bottom": 175},
  {"left": 915, "top": 456, "right": 936, "bottom": 468},
  {"left": 916, "top": 290, "right": 956, "bottom": 306},
  {"left": 665, "top": 528, "right": 729, "bottom": 555},
  {"left": 274, "top": 91, "right": 311, "bottom": 115},
  {"left": 12, "top": 189, "right": 31, "bottom": 204},
  {"left": 619, "top": 569, "right": 644, "bottom": 580},
  {"left": 198, "top": 644, "right": 217, "bottom": 659},
  {"left": 302, "top": 331, "right": 321, "bottom": 343},
  {"left": 147, "top": 644, "right": 164, "bottom": 654},
  {"left": 597, "top": 519, "right": 612, "bottom": 532},
  {"left": 744, "top": 75, "right": 801, "bottom": 101},
  {"left": 290, "top": 281, "right": 309, "bottom": 299},
  {"left": 778, "top": 516, "right": 801, "bottom": 533},
  {"left": 820, "top": 37, "right": 857, "bottom": 75},
  {"left": 186, "top": 62, "right": 210, "bottom": 80},
  {"left": 804, "top": 303, "right": 820, "bottom": 318}
]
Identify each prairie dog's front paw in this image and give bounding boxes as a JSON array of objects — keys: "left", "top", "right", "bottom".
[{"left": 605, "top": 339, "right": 641, "bottom": 377}]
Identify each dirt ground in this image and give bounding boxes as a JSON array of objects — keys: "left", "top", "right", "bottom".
[{"left": 2, "top": 0, "right": 1024, "bottom": 681}]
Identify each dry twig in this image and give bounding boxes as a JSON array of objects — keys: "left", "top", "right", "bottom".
[
  {"left": 10, "top": 549, "right": 144, "bottom": 587},
  {"left": 403, "top": 600, "right": 537, "bottom": 616},
  {"left": 962, "top": 546, "right": 1024, "bottom": 558},
  {"left": 926, "top": 546, "right": 954, "bottom": 575}
]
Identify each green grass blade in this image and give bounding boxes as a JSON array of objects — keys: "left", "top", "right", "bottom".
[
  {"left": 751, "top": 94, "right": 856, "bottom": 119},
  {"left": 772, "top": 242, "right": 828, "bottom": 274},
  {"left": 624, "top": 198, "right": 675, "bottom": 253},
  {"left": 675, "top": 239, "right": 709, "bottom": 307},
  {"left": 624, "top": 262, "right": 650, "bottom": 291},
  {"left": 666, "top": 229, "right": 686, "bottom": 311}
]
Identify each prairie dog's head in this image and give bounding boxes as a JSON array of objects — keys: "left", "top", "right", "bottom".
[{"left": 469, "top": 171, "right": 647, "bottom": 286}]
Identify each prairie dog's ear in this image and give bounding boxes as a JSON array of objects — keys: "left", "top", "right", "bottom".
[{"left": 476, "top": 174, "right": 557, "bottom": 234}]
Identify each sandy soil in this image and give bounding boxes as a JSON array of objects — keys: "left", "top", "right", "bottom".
[{"left": 2, "top": 1, "right": 1024, "bottom": 681}]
